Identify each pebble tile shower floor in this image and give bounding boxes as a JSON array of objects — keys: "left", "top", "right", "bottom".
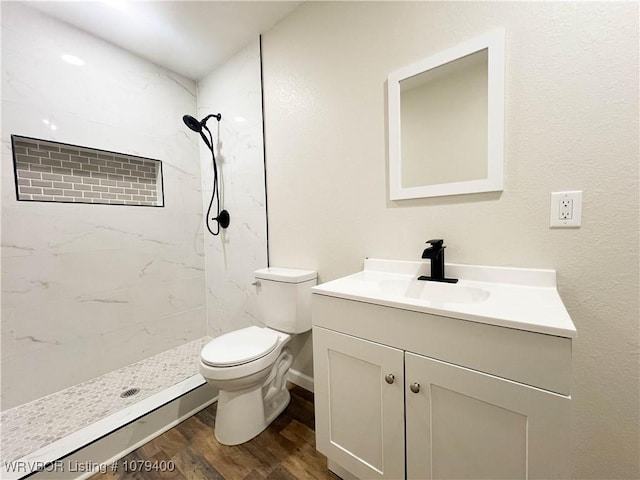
[{"left": 0, "top": 337, "right": 210, "bottom": 464}]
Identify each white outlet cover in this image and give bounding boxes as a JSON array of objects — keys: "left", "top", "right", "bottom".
[{"left": 550, "top": 191, "right": 582, "bottom": 228}]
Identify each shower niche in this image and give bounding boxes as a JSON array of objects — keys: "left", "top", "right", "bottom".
[{"left": 11, "top": 135, "right": 164, "bottom": 207}]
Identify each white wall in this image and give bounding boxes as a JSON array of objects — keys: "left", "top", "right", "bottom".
[
  {"left": 262, "top": 2, "right": 639, "bottom": 478},
  {"left": 1, "top": 4, "right": 206, "bottom": 409},
  {"left": 196, "top": 40, "right": 268, "bottom": 337}
]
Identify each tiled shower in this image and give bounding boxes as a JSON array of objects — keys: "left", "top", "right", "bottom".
[
  {"left": 1, "top": 338, "right": 207, "bottom": 466},
  {"left": 1, "top": 3, "right": 267, "bottom": 475}
]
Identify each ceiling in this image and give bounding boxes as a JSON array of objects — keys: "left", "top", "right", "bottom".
[{"left": 28, "top": 1, "right": 301, "bottom": 81}]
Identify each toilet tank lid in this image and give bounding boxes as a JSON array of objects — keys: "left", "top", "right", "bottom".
[{"left": 254, "top": 267, "right": 317, "bottom": 283}]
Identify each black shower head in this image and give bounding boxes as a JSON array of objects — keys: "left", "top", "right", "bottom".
[
  {"left": 183, "top": 113, "right": 222, "bottom": 134},
  {"left": 183, "top": 114, "right": 202, "bottom": 133}
]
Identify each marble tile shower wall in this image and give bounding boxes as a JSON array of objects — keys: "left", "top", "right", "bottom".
[
  {"left": 197, "top": 40, "right": 268, "bottom": 337},
  {"left": 1, "top": 4, "right": 207, "bottom": 410}
]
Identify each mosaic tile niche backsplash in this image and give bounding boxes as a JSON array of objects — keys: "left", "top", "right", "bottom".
[{"left": 11, "top": 136, "right": 164, "bottom": 206}]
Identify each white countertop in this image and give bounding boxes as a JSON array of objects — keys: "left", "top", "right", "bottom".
[{"left": 312, "top": 259, "right": 576, "bottom": 339}]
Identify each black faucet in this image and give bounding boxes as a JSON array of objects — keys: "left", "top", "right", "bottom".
[{"left": 418, "top": 239, "right": 458, "bottom": 284}]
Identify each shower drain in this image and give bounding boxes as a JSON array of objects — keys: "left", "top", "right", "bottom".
[{"left": 120, "top": 387, "right": 140, "bottom": 398}]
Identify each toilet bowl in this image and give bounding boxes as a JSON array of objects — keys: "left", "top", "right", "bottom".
[{"left": 199, "top": 267, "right": 317, "bottom": 446}]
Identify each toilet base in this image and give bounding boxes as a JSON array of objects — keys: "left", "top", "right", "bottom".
[{"left": 213, "top": 349, "right": 293, "bottom": 446}]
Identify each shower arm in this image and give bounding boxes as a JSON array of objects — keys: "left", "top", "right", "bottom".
[{"left": 202, "top": 113, "right": 222, "bottom": 124}]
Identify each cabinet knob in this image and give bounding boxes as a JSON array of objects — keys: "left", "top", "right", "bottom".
[
  {"left": 410, "top": 382, "right": 421, "bottom": 393},
  {"left": 384, "top": 374, "right": 395, "bottom": 384}
]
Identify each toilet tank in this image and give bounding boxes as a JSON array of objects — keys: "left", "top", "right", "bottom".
[{"left": 254, "top": 267, "right": 317, "bottom": 333}]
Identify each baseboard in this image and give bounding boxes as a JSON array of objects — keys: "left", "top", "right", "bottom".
[
  {"left": 328, "top": 459, "right": 358, "bottom": 479},
  {"left": 287, "top": 368, "right": 314, "bottom": 393},
  {"left": 26, "top": 383, "right": 218, "bottom": 480}
]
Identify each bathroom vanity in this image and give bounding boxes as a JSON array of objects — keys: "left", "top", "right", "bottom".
[{"left": 311, "top": 259, "right": 575, "bottom": 480}]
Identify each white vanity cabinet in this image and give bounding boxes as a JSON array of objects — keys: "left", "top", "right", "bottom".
[
  {"left": 313, "top": 327, "right": 405, "bottom": 479},
  {"left": 404, "top": 352, "right": 570, "bottom": 479},
  {"left": 312, "top": 270, "right": 574, "bottom": 480}
]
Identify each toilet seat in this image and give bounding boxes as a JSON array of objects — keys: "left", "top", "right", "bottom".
[{"left": 201, "top": 326, "right": 280, "bottom": 367}]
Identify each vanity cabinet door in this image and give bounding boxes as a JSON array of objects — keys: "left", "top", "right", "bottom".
[
  {"left": 313, "top": 327, "right": 405, "bottom": 479},
  {"left": 405, "top": 352, "right": 571, "bottom": 480}
]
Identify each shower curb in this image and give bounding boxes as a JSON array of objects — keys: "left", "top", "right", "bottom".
[{"left": 1, "top": 376, "right": 217, "bottom": 480}]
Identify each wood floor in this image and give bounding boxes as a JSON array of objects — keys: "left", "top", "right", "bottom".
[{"left": 91, "top": 384, "right": 340, "bottom": 480}]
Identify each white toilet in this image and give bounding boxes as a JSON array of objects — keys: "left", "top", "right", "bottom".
[{"left": 199, "top": 267, "right": 317, "bottom": 445}]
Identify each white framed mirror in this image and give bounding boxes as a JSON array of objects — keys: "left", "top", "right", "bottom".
[{"left": 388, "top": 29, "right": 505, "bottom": 200}]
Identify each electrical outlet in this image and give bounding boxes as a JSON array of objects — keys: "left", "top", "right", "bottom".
[
  {"left": 559, "top": 199, "right": 573, "bottom": 219},
  {"left": 550, "top": 191, "right": 582, "bottom": 228}
]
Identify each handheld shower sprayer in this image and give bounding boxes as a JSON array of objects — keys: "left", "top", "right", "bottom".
[{"left": 183, "top": 113, "right": 229, "bottom": 235}]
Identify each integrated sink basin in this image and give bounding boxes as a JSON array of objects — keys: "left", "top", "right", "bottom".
[
  {"left": 371, "top": 276, "right": 489, "bottom": 304},
  {"left": 312, "top": 258, "right": 576, "bottom": 338}
]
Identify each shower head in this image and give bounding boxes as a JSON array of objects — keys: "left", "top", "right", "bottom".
[
  {"left": 182, "top": 113, "right": 222, "bottom": 133},
  {"left": 183, "top": 114, "right": 202, "bottom": 133}
]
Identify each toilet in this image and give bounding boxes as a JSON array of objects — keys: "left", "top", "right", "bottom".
[{"left": 199, "top": 267, "right": 317, "bottom": 445}]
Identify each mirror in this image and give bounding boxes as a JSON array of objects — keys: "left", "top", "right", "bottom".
[{"left": 388, "top": 29, "right": 505, "bottom": 200}]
